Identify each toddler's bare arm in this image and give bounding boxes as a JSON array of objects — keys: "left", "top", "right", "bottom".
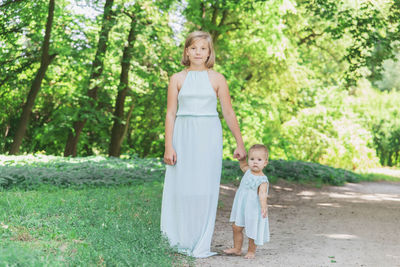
[
  {"left": 239, "top": 157, "right": 250, "bottom": 173},
  {"left": 259, "top": 183, "right": 268, "bottom": 218}
]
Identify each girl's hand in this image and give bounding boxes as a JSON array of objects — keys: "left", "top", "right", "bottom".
[
  {"left": 233, "top": 146, "right": 246, "bottom": 161},
  {"left": 164, "top": 148, "right": 177, "bottom": 165},
  {"left": 261, "top": 206, "right": 268, "bottom": 218}
]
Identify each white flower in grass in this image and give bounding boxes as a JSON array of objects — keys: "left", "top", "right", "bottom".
[{"left": 1, "top": 222, "right": 9, "bottom": 229}]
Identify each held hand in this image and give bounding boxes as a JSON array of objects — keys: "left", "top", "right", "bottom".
[
  {"left": 233, "top": 146, "right": 246, "bottom": 161},
  {"left": 261, "top": 206, "right": 268, "bottom": 218},
  {"left": 164, "top": 148, "right": 177, "bottom": 165}
]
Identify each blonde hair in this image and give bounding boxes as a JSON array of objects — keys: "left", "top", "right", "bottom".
[
  {"left": 249, "top": 144, "right": 269, "bottom": 160},
  {"left": 181, "top": 31, "right": 215, "bottom": 68}
]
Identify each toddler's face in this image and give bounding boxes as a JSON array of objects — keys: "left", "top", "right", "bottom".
[{"left": 248, "top": 149, "right": 268, "bottom": 172}]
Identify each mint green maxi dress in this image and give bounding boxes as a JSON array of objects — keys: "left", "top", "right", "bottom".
[{"left": 161, "top": 70, "right": 223, "bottom": 258}]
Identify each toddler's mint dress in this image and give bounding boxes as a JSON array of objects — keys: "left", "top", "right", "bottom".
[
  {"left": 161, "top": 70, "right": 223, "bottom": 258},
  {"left": 229, "top": 169, "right": 270, "bottom": 246}
]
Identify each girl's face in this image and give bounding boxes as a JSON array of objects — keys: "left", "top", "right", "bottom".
[
  {"left": 186, "top": 38, "right": 210, "bottom": 67},
  {"left": 248, "top": 149, "right": 268, "bottom": 172}
]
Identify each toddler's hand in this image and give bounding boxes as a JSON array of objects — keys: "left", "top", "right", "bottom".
[{"left": 261, "top": 206, "right": 268, "bottom": 218}]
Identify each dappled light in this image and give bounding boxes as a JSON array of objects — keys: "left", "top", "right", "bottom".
[
  {"left": 271, "top": 185, "right": 294, "bottom": 192},
  {"left": 322, "top": 191, "right": 400, "bottom": 202},
  {"left": 316, "top": 203, "right": 341, "bottom": 208},
  {"left": 316, "top": 233, "right": 359, "bottom": 240},
  {"left": 297, "top": 190, "right": 316, "bottom": 197},
  {"left": 269, "top": 204, "right": 291, "bottom": 208},
  {"left": 220, "top": 184, "right": 237, "bottom": 192}
]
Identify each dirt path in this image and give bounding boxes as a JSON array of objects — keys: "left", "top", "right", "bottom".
[{"left": 196, "top": 180, "right": 400, "bottom": 267}]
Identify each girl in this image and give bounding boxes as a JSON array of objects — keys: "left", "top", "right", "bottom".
[
  {"left": 223, "top": 144, "right": 270, "bottom": 259},
  {"left": 161, "top": 31, "right": 246, "bottom": 258}
]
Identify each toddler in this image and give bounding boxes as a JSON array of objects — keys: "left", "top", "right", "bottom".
[{"left": 223, "top": 144, "right": 270, "bottom": 259}]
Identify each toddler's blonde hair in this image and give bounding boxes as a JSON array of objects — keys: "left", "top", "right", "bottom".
[
  {"left": 181, "top": 31, "right": 215, "bottom": 68},
  {"left": 249, "top": 144, "right": 269, "bottom": 160}
]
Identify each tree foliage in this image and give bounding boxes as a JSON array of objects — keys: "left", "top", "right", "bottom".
[{"left": 1, "top": 0, "right": 399, "bottom": 168}]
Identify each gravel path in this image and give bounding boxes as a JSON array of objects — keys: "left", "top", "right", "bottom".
[{"left": 196, "top": 180, "right": 400, "bottom": 267}]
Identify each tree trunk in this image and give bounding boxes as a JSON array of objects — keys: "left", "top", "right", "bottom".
[
  {"left": 108, "top": 17, "right": 136, "bottom": 157},
  {"left": 117, "top": 101, "right": 135, "bottom": 150},
  {"left": 9, "top": 0, "right": 55, "bottom": 155},
  {"left": 64, "top": 0, "right": 114, "bottom": 157}
]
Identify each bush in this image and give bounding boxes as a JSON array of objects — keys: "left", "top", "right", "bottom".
[
  {"left": 0, "top": 155, "right": 164, "bottom": 189},
  {"left": 0, "top": 155, "right": 362, "bottom": 189},
  {"left": 278, "top": 86, "right": 380, "bottom": 170},
  {"left": 222, "top": 158, "right": 361, "bottom": 186},
  {"left": 349, "top": 85, "right": 400, "bottom": 167}
]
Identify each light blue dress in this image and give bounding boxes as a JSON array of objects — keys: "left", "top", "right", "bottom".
[
  {"left": 229, "top": 169, "right": 270, "bottom": 246},
  {"left": 161, "top": 70, "right": 223, "bottom": 258}
]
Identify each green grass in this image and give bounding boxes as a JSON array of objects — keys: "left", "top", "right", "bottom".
[
  {"left": 358, "top": 173, "right": 400, "bottom": 182},
  {"left": 0, "top": 183, "right": 192, "bottom": 266}
]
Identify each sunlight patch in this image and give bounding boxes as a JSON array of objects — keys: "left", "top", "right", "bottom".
[
  {"left": 269, "top": 204, "right": 290, "bottom": 208},
  {"left": 323, "top": 192, "right": 400, "bottom": 202},
  {"left": 317, "top": 233, "right": 358, "bottom": 240},
  {"left": 297, "top": 190, "right": 316, "bottom": 196},
  {"left": 220, "top": 185, "right": 237, "bottom": 192},
  {"left": 317, "top": 203, "right": 341, "bottom": 208}
]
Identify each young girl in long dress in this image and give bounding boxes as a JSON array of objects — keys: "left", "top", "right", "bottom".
[
  {"left": 161, "top": 31, "right": 246, "bottom": 258},
  {"left": 223, "top": 144, "right": 270, "bottom": 259}
]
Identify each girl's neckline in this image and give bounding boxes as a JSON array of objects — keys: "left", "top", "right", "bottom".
[{"left": 186, "top": 69, "right": 209, "bottom": 73}]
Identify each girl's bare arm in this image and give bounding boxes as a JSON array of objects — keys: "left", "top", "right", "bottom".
[
  {"left": 164, "top": 74, "right": 179, "bottom": 165},
  {"left": 215, "top": 72, "right": 246, "bottom": 160}
]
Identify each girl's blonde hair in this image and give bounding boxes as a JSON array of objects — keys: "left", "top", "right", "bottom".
[{"left": 181, "top": 31, "right": 215, "bottom": 68}]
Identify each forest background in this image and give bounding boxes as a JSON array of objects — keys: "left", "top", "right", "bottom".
[{"left": 1, "top": 0, "right": 400, "bottom": 170}]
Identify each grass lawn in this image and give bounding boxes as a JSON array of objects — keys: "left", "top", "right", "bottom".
[
  {"left": 358, "top": 167, "right": 400, "bottom": 182},
  {"left": 0, "top": 182, "right": 190, "bottom": 266}
]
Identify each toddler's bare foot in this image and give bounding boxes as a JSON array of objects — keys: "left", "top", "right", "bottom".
[
  {"left": 244, "top": 252, "right": 255, "bottom": 259},
  {"left": 223, "top": 248, "right": 242, "bottom": 256}
]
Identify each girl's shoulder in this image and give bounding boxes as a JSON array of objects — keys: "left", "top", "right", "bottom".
[
  {"left": 170, "top": 70, "right": 187, "bottom": 82},
  {"left": 207, "top": 70, "right": 227, "bottom": 93},
  {"left": 207, "top": 69, "right": 226, "bottom": 83},
  {"left": 170, "top": 70, "right": 189, "bottom": 89}
]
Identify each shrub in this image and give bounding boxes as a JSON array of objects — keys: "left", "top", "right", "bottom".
[
  {"left": 222, "top": 158, "right": 361, "bottom": 186},
  {"left": 0, "top": 155, "right": 362, "bottom": 189},
  {"left": 0, "top": 155, "right": 164, "bottom": 189}
]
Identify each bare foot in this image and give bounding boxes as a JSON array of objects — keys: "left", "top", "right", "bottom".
[
  {"left": 223, "top": 248, "right": 242, "bottom": 256},
  {"left": 244, "top": 252, "right": 255, "bottom": 259}
]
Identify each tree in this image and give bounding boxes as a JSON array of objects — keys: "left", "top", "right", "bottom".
[
  {"left": 107, "top": 0, "right": 176, "bottom": 157},
  {"left": 108, "top": 10, "right": 138, "bottom": 157},
  {"left": 9, "top": 0, "right": 56, "bottom": 154},
  {"left": 64, "top": 0, "right": 115, "bottom": 157},
  {"left": 298, "top": 0, "right": 400, "bottom": 86}
]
